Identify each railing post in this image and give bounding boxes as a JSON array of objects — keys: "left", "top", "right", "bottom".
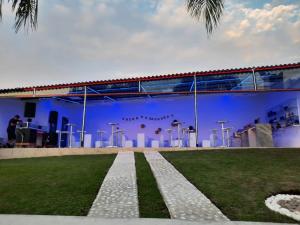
[
  {"left": 194, "top": 75, "right": 199, "bottom": 147},
  {"left": 297, "top": 97, "right": 300, "bottom": 124},
  {"left": 252, "top": 68, "right": 257, "bottom": 91},
  {"left": 81, "top": 86, "right": 87, "bottom": 147},
  {"left": 138, "top": 80, "right": 141, "bottom": 92}
]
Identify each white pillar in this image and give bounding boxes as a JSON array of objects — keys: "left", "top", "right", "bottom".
[
  {"left": 81, "top": 86, "right": 87, "bottom": 147},
  {"left": 194, "top": 75, "right": 199, "bottom": 147}
]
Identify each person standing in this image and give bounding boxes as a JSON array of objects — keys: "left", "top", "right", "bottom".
[{"left": 7, "top": 115, "right": 21, "bottom": 147}]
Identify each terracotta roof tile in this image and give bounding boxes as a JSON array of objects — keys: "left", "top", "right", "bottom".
[{"left": 1, "top": 62, "right": 299, "bottom": 92}]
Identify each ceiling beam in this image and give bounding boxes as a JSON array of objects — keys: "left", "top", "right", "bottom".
[
  {"left": 87, "top": 87, "right": 100, "bottom": 94},
  {"left": 189, "top": 81, "right": 195, "bottom": 92},
  {"left": 53, "top": 97, "right": 81, "bottom": 104},
  {"left": 104, "top": 96, "right": 116, "bottom": 102}
]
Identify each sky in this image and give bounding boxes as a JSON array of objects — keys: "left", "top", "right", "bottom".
[{"left": 0, "top": 0, "right": 299, "bottom": 89}]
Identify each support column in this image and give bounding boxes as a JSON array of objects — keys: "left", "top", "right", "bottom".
[
  {"left": 252, "top": 67, "right": 257, "bottom": 91},
  {"left": 32, "top": 88, "right": 36, "bottom": 97},
  {"left": 297, "top": 96, "right": 300, "bottom": 124},
  {"left": 81, "top": 86, "right": 87, "bottom": 147},
  {"left": 138, "top": 80, "right": 141, "bottom": 92},
  {"left": 194, "top": 75, "right": 199, "bottom": 147}
]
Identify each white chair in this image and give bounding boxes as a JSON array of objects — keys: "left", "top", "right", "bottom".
[
  {"left": 95, "top": 141, "right": 101, "bottom": 148},
  {"left": 151, "top": 140, "right": 159, "bottom": 148},
  {"left": 84, "top": 134, "right": 92, "bottom": 148},
  {"left": 202, "top": 140, "right": 211, "bottom": 148},
  {"left": 125, "top": 140, "right": 133, "bottom": 148},
  {"left": 121, "top": 135, "right": 126, "bottom": 147},
  {"left": 96, "top": 130, "right": 106, "bottom": 148},
  {"left": 189, "top": 132, "right": 197, "bottom": 147},
  {"left": 173, "top": 139, "right": 183, "bottom": 147},
  {"left": 166, "top": 128, "right": 173, "bottom": 147},
  {"left": 137, "top": 133, "right": 145, "bottom": 148},
  {"left": 159, "top": 135, "right": 164, "bottom": 147}
]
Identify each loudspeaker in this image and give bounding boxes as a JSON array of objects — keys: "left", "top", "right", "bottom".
[
  {"left": 24, "top": 102, "right": 36, "bottom": 118},
  {"left": 48, "top": 132, "right": 58, "bottom": 147},
  {"left": 49, "top": 111, "right": 58, "bottom": 124},
  {"left": 48, "top": 111, "right": 59, "bottom": 147}
]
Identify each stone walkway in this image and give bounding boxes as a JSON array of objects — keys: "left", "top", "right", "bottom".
[
  {"left": 88, "top": 151, "right": 139, "bottom": 218},
  {"left": 144, "top": 151, "right": 229, "bottom": 222},
  {"left": 1, "top": 215, "right": 296, "bottom": 225}
]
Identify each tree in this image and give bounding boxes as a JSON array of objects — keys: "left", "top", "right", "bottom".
[
  {"left": 187, "top": 0, "right": 224, "bottom": 34},
  {"left": 0, "top": 0, "right": 224, "bottom": 34}
]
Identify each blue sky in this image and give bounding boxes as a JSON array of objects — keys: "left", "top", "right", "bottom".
[{"left": 0, "top": 0, "right": 299, "bottom": 88}]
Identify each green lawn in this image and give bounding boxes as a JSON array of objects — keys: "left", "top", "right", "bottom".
[
  {"left": 162, "top": 149, "right": 300, "bottom": 223},
  {"left": 135, "top": 153, "right": 169, "bottom": 218},
  {"left": 0, "top": 155, "right": 115, "bottom": 216}
]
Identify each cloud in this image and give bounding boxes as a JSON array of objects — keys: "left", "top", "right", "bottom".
[
  {"left": 0, "top": 0, "right": 299, "bottom": 89},
  {"left": 53, "top": 4, "right": 71, "bottom": 15}
]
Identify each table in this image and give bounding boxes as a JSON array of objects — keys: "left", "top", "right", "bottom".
[{"left": 108, "top": 123, "right": 118, "bottom": 147}]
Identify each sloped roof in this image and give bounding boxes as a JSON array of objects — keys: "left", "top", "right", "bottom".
[{"left": 1, "top": 62, "right": 299, "bottom": 93}]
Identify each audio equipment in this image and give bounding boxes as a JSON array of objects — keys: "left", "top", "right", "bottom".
[
  {"left": 48, "top": 111, "right": 59, "bottom": 146},
  {"left": 24, "top": 102, "right": 36, "bottom": 118},
  {"left": 49, "top": 111, "right": 58, "bottom": 124}
]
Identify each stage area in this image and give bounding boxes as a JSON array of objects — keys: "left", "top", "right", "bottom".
[
  {"left": 0, "top": 91, "right": 300, "bottom": 149},
  {"left": 0, "top": 63, "right": 300, "bottom": 149}
]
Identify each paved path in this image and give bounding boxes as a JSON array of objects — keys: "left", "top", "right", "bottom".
[
  {"left": 144, "top": 151, "right": 229, "bottom": 222},
  {"left": 0, "top": 215, "right": 296, "bottom": 225},
  {"left": 88, "top": 151, "right": 139, "bottom": 218}
]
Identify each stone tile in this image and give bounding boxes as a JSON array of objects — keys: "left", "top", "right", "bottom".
[
  {"left": 88, "top": 151, "right": 139, "bottom": 218},
  {"left": 144, "top": 151, "right": 229, "bottom": 222},
  {"left": 2, "top": 215, "right": 295, "bottom": 225}
]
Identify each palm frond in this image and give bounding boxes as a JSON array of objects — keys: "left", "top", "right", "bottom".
[
  {"left": 12, "top": 0, "right": 38, "bottom": 32},
  {"left": 1, "top": 0, "right": 224, "bottom": 34},
  {"left": 0, "top": 0, "right": 3, "bottom": 21},
  {"left": 0, "top": 0, "right": 38, "bottom": 32},
  {"left": 187, "top": 0, "right": 224, "bottom": 35}
]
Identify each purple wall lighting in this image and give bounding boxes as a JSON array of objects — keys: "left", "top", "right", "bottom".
[{"left": 0, "top": 91, "right": 299, "bottom": 147}]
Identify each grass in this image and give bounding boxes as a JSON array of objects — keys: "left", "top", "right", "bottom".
[
  {"left": 0, "top": 155, "right": 115, "bottom": 216},
  {"left": 162, "top": 149, "right": 300, "bottom": 223},
  {"left": 135, "top": 153, "right": 169, "bottom": 218}
]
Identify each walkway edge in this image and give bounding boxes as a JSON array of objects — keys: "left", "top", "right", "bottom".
[
  {"left": 88, "top": 151, "right": 139, "bottom": 218},
  {"left": 144, "top": 151, "right": 229, "bottom": 222},
  {"left": 0, "top": 215, "right": 297, "bottom": 225}
]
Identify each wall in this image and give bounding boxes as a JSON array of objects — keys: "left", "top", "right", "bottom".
[
  {"left": 197, "top": 93, "right": 267, "bottom": 142},
  {"left": 85, "top": 93, "right": 269, "bottom": 147},
  {"left": 1, "top": 91, "right": 299, "bottom": 147},
  {"left": 264, "top": 91, "right": 300, "bottom": 147},
  {"left": 85, "top": 96, "right": 194, "bottom": 146}
]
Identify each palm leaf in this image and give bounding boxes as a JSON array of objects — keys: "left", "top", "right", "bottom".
[
  {"left": 12, "top": 0, "right": 38, "bottom": 32},
  {"left": 0, "top": 0, "right": 38, "bottom": 32},
  {"left": 187, "top": 0, "right": 224, "bottom": 35},
  {"left": 0, "top": 0, "right": 3, "bottom": 20},
  {"left": 1, "top": 0, "right": 224, "bottom": 34}
]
